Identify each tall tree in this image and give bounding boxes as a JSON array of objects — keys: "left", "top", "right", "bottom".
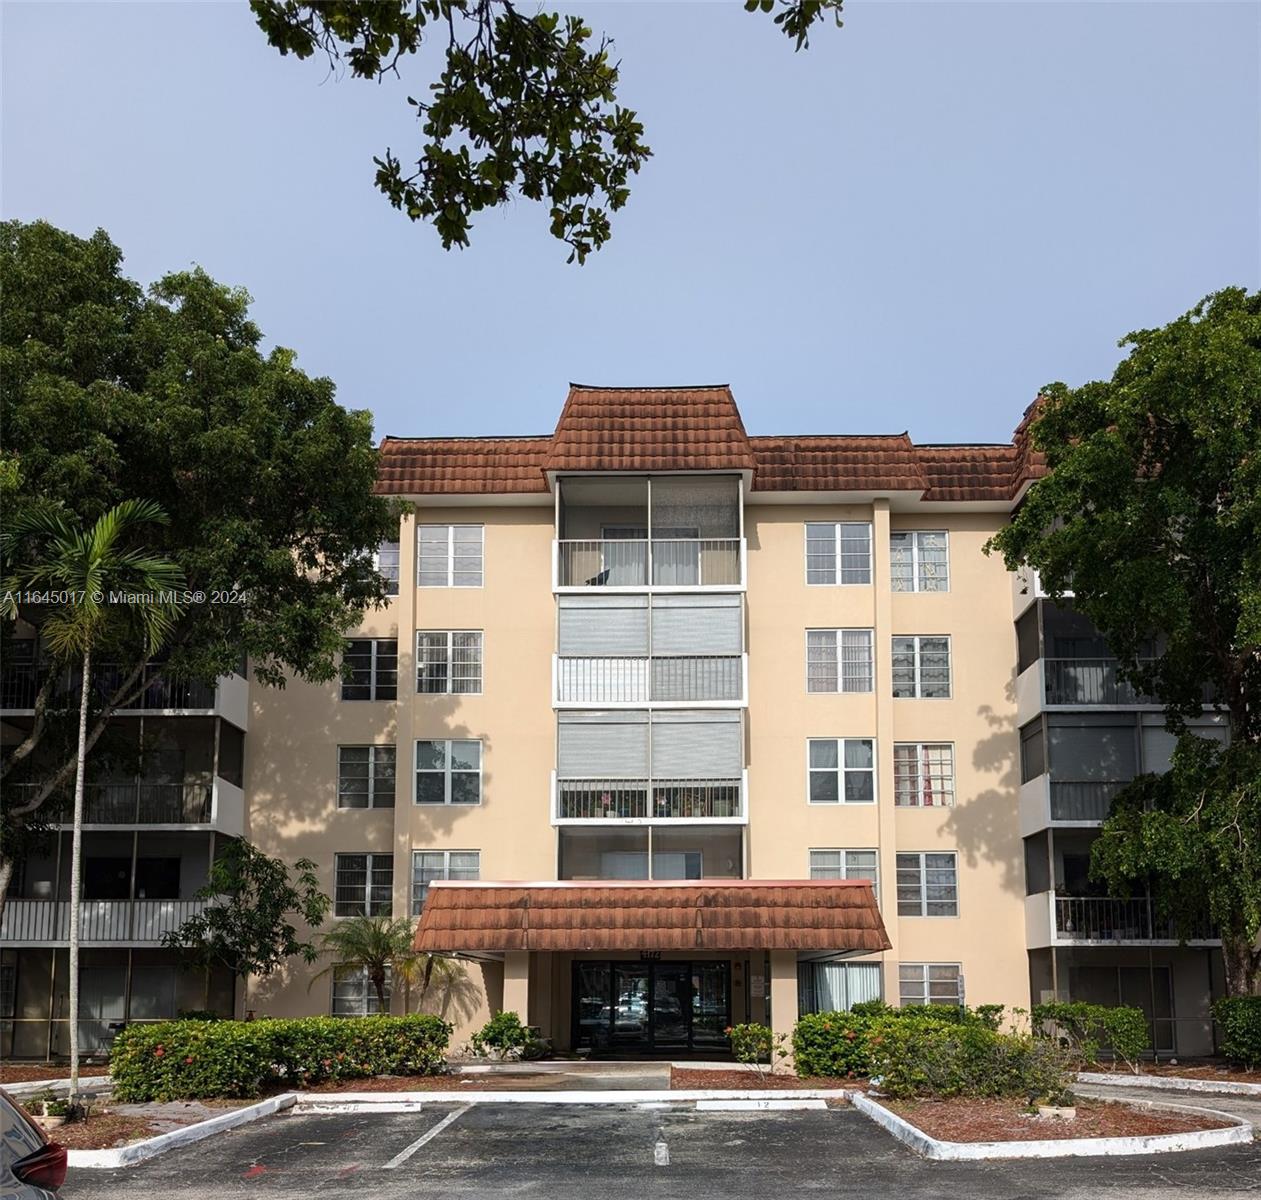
[
  {"left": 988, "top": 287, "right": 1261, "bottom": 992},
  {"left": 0, "top": 220, "right": 400, "bottom": 912},
  {"left": 1, "top": 500, "right": 184, "bottom": 1102},
  {"left": 249, "top": 0, "right": 844, "bottom": 262}
]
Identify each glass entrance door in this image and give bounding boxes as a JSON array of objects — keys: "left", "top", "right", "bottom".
[{"left": 572, "top": 960, "right": 730, "bottom": 1054}]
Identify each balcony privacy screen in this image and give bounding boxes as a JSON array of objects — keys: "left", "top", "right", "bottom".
[
  {"left": 558, "top": 596, "right": 649, "bottom": 655},
  {"left": 558, "top": 710, "right": 742, "bottom": 779}
]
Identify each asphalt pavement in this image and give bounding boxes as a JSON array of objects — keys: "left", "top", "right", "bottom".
[{"left": 59, "top": 1100, "right": 1261, "bottom": 1200}]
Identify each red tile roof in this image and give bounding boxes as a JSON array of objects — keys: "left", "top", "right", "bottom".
[
  {"left": 376, "top": 384, "right": 1044, "bottom": 503},
  {"left": 413, "top": 880, "right": 891, "bottom": 954}
]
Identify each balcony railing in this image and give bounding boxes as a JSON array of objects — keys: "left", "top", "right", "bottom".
[
  {"left": 0, "top": 898, "right": 208, "bottom": 945},
  {"left": 1054, "top": 895, "right": 1216, "bottom": 943},
  {"left": 556, "top": 778, "right": 744, "bottom": 821},
  {"left": 3, "top": 782, "right": 214, "bottom": 824},
  {"left": 1044, "top": 658, "right": 1149, "bottom": 705},
  {"left": 1048, "top": 780, "right": 1130, "bottom": 823},
  {"left": 556, "top": 539, "right": 743, "bottom": 588},
  {"left": 0, "top": 662, "right": 217, "bottom": 711},
  {"left": 555, "top": 655, "right": 744, "bottom": 704}
]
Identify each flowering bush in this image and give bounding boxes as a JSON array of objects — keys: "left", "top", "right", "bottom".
[{"left": 111, "top": 1014, "right": 452, "bottom": 1101}]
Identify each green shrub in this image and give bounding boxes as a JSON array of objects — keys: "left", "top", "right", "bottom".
[
  {"left": 727, "top": 1022, "right": 773, "bottom": 1064},
  {"left": 1032, "top": 1002, "right": 1150, "bottom": 1070},
  {"left": 1214, "top": 996, "right": 1261, "bottom": 1068},
  {"left": 471, "top": 1011, "right": 532, "bottom": 1059},
  {"left": 793, "top": 1012, "right": 876, "bottom": 1077},
  {"left": 176, "top": 1009, "right": 222, "bottom": 1021},
  {"left": 869, "top": 1020, "right": 1072, "bottom": 1101},
  {"left": 110, "top": 1014, "right": 452, "bottom": 1101}
]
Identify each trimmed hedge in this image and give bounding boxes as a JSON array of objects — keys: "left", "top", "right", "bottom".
[
  {"left": 110, "top": 1014, "right": 452, "bottom": 1101},
  {"left": 1031, "top": 1001, "right": 1150, "bottom": 1069},
  {"left": 1214, "top": 996, "right": 1261, "bottom": 1068}
]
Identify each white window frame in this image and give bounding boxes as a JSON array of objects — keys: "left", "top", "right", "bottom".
[
  {"left": 895, "top": 851, "right": 959, "bottom": 917},
  {"left": 374, "top": 540, "right": 401, "bottom": 597},
  {"left": 890, "top": 530, "right": 950, "bottom": 592},
  {"left": 414, "top": 738, "right": 483, "bottom": 806},
  {"left": 415, "top": 631, "right": 483, "bottom": 695},
  {"left": 417, "top": 524, "right": 484, "bottom": 588},
  {"left": 336, "top": 745, "right": 397, "bottom": 809},
  {"left": 808, "top": 848, "right": 880, "bottom": 901},
  {"left": 804, "top": 522, "right": 873, "bottom": 586},
  {"left": 806, "top": 629, "right": 874, "bottom": 694},
  {"left": 332, "top": 964, "right": 391, "bottom": 1016},
  {"left": 892, "top": 742, "right": 955, "bottom": 808},
  {"left": 341, "top": 638, "right": 398, "bottom": 701},
  {"left": 411, "top": 849, "right": 481, "bottom": 915},
  {"left": 806, "top": 738, "right": 877, "bottom": 805},
  {"left": 891, "top": 635, "right": 951, "bottom": 699},
  {"left": 333, "top": 852, "right": 394, "bottom": 918},
  {"left": 899, "top": 962, "right": 963, "bottom": 1007}
]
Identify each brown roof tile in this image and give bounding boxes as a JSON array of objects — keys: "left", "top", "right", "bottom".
[
  {"left": 543, "top": 385, "right": 756, "bottom": 474},
  {"left": 413, "top": 880, "right": 891, "bottom": 954},
  {"left": 375, "top": 386, "right": 1045, "bottom": 502}
]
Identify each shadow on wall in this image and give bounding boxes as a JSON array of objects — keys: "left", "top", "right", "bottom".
[
  {"left": 942, "top": 676, "right": 1025, "bottom": 897},
  {"left": 411, "top": 960, "right": 487, "bottom": 1031}
]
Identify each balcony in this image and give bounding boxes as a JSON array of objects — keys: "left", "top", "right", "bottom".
[
  {"left": 554, "top": 776, "right": 745, "bottom": 823},
  {"left": 1019, "top": 776, "right": 1131, "bottom": 833},
  {"left": 3, "top": 778, "right": 243, "bottom": 832},
  {"left": 1025, "top": 891, "right": 1219, "bottom": 948},
  {"left": 1044, "top": 658, "right": 1155, "bottom": 706},
  {"left": 555, "top": 655, "right": 746, "bottom": 706},
  {"left": 555, "top": 538, "right": 743, "bottom": 589},
  {"left": 0, "top": 898, "right": 208, "bottom": 946}
]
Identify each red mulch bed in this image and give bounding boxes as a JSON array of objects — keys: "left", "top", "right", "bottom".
[
  {"left": 48, "top": 1112, "right": 161, "bottom": 1150},
  {"left": 0, "top": 1064, "right": 111, "bottom": 1084},
  {"left": 886, "top": 1097, "right": 1235, "bottom": 1143},
  {"left": 1105, "top": 1062, "right": 1261, "bottom": 1085},
  {"left": 670, "top": 1067, "right": 858, "bottom": 1091}
]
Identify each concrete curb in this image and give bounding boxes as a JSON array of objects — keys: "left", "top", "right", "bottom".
[
  {"left": 66, "top": 1093, "right": 298, "bottom": 1169},
  {"left": 5, "top": 1076, "right": 113, "bottom": 1099},
  {"left": 1078, "top": 1070, "right": 1261, "bottom": 1098},
  {"left": 851, "top": 1092, "right": 1253, "bottom": 1160},
  {"left": 294, "top": 1087, "right": 851, "bottom": 1110}
]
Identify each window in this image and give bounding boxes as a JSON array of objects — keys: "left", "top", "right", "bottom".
[
  {"left": 893, "top": 744, "right": 955, "bottom": 807},
  {"left": 807, "top": 739, "right": 875, "bottom": 804},
  {"left": 416, "top": 631, "right": 483, "bottom": 694},
  {"left": 418, "top": 524, "right": 483, "bottom": 587},
  {"left": 806, "top": 522, "right": 872, "bottom": 585},
  {"left": 415, "top": 739, "right": 482, "bottom": 805},
  {"left": 896, "top": 852, "right": 958, "bottom": 916},
  {"left": 376, "top": 541, "right": 400, "bottom": 596},
  {"left": 332, "top": 964, "right": 390, "bottom": 1016},
  {"left": 806, "top": 629, "right": 874, "bottom": 693},
  {"left": 411, "top": 850, "right": 480, "bottom": 915},
  {"left": 341, "top": 639, "right": 398, "bottom": 701},
  {"left": 334, "top": 853, "right": 393, "bottom": 917},
  {"left": 899, "top": 963, "right": 962, "bottom": 1007},
  {"left": 809, "top": 849, "right": 879, "bottom": 899},
  {"left": 1020, "top": 720, "right": 1046, "bottom": 783},
  {"left": 890, "top": 531, "right": 949, "bottom": 592},
  {"left": 337, "top": 746, "right": 396, "bottom": 809},
  {"left": 798, "top": 961, "right": 882, "bottom": 1015},
  {"left": 891, "top": 636, "right": 950, "bottom": 698}
]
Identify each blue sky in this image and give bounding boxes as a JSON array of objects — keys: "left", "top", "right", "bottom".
[{"left": 3, "top": 1, "right": 1257, "bottom": 444}]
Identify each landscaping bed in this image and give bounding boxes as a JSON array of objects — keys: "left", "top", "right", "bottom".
[
  {"left": 670, "top": 1067, "right": 858, "bottom": 1091},
  {"left": 1100, "top": 1062, "right": 1261, "bottom": 1085},
  {"left": 0, "top": 1063, "right": 110, "bottom": 1084},
  {"left": 32, "top": 1100, "right": 251, "bottom": 1151},
  {"left": 884, "top": 1097, "right": 1236, "bottom": 1143}
]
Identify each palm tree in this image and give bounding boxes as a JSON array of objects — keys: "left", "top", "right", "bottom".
[
  {"left": 314, "top": 915, "right": 460, "bottom": 1014},
  {"left": 1, "top": 500, "right": 183, "bottom": 1104}
]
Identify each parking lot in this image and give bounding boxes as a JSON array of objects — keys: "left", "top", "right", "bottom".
[{"left": 61, "top": 1101, "right": 1261, "bottom": 1200}]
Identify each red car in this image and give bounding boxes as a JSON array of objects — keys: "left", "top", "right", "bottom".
[{"left": 0, "top": 1087, "right": 68, "bottom": 1198}]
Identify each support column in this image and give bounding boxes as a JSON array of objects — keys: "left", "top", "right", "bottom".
[
  {"left": 531, "top": 953, "right": 552, "bottom": 1037},
  {"left": 502, "top": 950, "right": 530, "bottom": 1020},
  {"left": 769, "top": 949, "right": 798, "bottom": 1074}
]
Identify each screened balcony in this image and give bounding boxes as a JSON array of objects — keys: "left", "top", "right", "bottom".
[{"left": 555, "top": 476, "right": 743, "bottom": 588}]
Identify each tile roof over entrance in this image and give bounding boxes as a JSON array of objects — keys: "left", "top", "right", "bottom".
[
  {"left": 377, "top": 384, "right": 1046, "bottom": 501},
  {"left": 412, "top": 880, "right": 892, "bottom": 954}
]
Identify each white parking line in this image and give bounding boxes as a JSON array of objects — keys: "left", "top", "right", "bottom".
[
  {"left": 382, "top": 1104, "right": 472, "bottom": 1169},
  {"left": 695, "top": 1099, "right": 827, "bottom": 1112}
]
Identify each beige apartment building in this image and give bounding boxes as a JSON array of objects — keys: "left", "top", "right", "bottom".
[{"left": 0, "top": 384, "right": 1225, "bottom": 1058}]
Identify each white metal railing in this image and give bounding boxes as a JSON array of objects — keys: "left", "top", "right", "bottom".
[
  {"left": 3, "top": 782, "right": 214, "bottom": 824},
  {"left": 555, "top": 778, "right": 743, "bottom": 821},
  {"left": 555, "top": 539, "right": 743, "bottom": 588},
  {"left": 555, "top": 655, "right": 744, "bottom": 704},
  {"left": 0, "top": 899, "right": 208, "bottom": 944},
  {"left": 1044, "top": 658, "right": 1150, "bottom": 705}
]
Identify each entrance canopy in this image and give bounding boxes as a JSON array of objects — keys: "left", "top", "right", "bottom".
[{"left": 413, "top": 880, "right": 891, "bottom": 956}]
